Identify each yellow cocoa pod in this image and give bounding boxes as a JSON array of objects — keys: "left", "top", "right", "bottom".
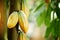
[
  {"left": 7, "top": 11, "right": 18, "bottom": 29},
  {"left": 18, "top": 11, "right": 29, "bottom": 33},
  {"left": 22, "top": 2, "right": 30, "bottom": 17},
  {"left": 19, "top": 33, "right": 26, "bottom": 40},
  {"left": 23, "top": 34, "right": 26, "bottom": 40},
  {"left": 19, "top": 33, "right": 23, "bottom": 40}
]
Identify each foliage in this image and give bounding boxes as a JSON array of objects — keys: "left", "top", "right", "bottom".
[
  {"left": 36, "top": 0, "right": 52, "bottom": 26},
  {"left": 34, "top": 0, "right": 60, "bottom": 40}
]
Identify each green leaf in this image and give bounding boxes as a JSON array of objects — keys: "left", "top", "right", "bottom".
[
  {"left": 51, "top": 19, "right": 57, "bottom": 37},
  {"left": 52, "top": 19, "right": 60, "bottom": 37},
  {"left": 34, "top": 2, "right": 44, "bottom": 12},
  {"left": 45, "top": 19, "right": 57, "bottom": 38},
  {"left": 36, "top": 13, "right": 43, "bottom": 26},
  {"left": 45, "top": 20, "right": 55, "bottom": 38},
  {"left": 54, "top": 19, "right": 60, "bottom": 37},
  {"left": 44, "top": 4, "right": 52, "bottom": 26},
  {"left": 58, "top": 20, "right": 60, "bottom": 37},
  {"left": 46, "top": 18, "right": 60, "bottom": 38},
  {"left": 45, "top": 25, "right": 53, "bottom": 38},
  {"left": 36, "top": 10, "right": 45, "bottom": 26},
  {"left": 55, "top": 5, "right": 60, "bottom": 19}
]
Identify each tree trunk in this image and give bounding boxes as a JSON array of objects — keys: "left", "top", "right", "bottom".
[
  {"left": 0, "top": 0, "right": 7, "bottom": 40},
  {"left": 8, "top": 0, "right": 20, "bottom": 40}
]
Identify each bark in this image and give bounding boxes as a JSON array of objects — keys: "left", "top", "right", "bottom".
[
  {"left": 8, "top": 0, "right": 20, "bottom": 40},
  {"left": 0, "top": 0, "right": 7, "bottom": 40}
]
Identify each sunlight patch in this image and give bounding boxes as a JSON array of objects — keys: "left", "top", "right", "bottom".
[{"left": 58, "top": 3, "right": 60, "bottom": 8}]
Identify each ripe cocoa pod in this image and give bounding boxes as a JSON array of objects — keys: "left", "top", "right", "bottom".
[
  {"left": 19, "top": 33, "right": 26, "bottom": 40},
  {"left": 18, "top": 11, "right": 29, "bottom": 33},
  {"left": 22, "top": 2, "right": 30, "bottom": 17},
  {"left": 7, "top": 11, "right": 18, "bottom": 29}
]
